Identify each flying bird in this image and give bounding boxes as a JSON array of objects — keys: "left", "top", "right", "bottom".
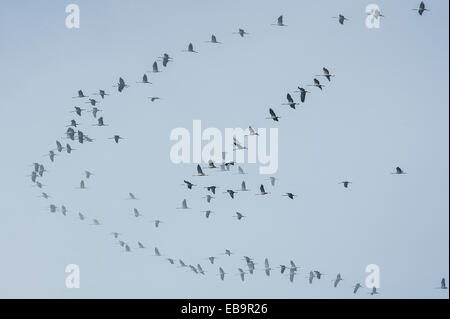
[
  {"left": 239, "top": 181, "right": 249, "bottom": 192},
  {"left": 256, "top": 184, "right": 270, "bottom": 195},
  {"left": 72, "top": 106, "right": 85, "bottom": 116},
  {"left": 109, "top": 135, "right": 124, "bottom": 144},
  {"left": 333, "top": 14, "right": 349, "bottom": 25},
  {"left": 271, "top": 15, "right": 286, "bottom": 26},
  {"left": 151, "top": 220, "right": 162, "bottom": 228},
  {"left": 184, "top": 43, "right": 198, "bottom": 53},
  {"left": 339, "top": 181, "right": 352, "bottom": 188},
  {"left": 205, "top": 185, "right": 217, "bottom": 194},
  {"left": 264, "top": 258, "right": 272, "bottom": 276},
  {"left": 183, "top": 180, "right": 195, "bottom": 189},
  {"left": 308, "top": 78, "right": 324, "bottom": 90},
  {"left": 233, "top": 28, "right": 249, "bottom": 37},
  {"left": 137, "top": 74, "right": 151, "bottom": 84},
  {"left": 247, "top": 126, "right": 259, "bottom": 136},
  {"left": 333, "top": 273, "right": 343, "bottom": 287},
  {"left": 86, "top": 98, "right": 99, "bottom": 106},
  {"left": 266, "top": 108, "right": 280, "bottom": 122},
  {"left": 114, "top": 77, "right": 129, "bottom": 92},
  {"left": 151, "top": 61, "right": 161, "bottom": 73},
  {"left": 128, "top": 192, "right": 138, "bottom": 200},
  {"left": 159, "top": 53, "right": 173, "bottom": 67},
  {"left": 73, "top": 90, "right": 88, "bottom": 98},
  {"left": 93, "top": 89, "right": 108, "bottom": 99},
  {"left": 219, "top": 267, "right": 226, "bottom": 281},
  {"left": 177, "top": 199, "right": 191, "bottom": 209},
  {"left": 294, "top": 87, "right": 309, "bottom": 103},
  {"left": 283, "top": 93, "right": 298, "bottom": 109},
  {"left": 440, "top": 278, "right": 448, "bottom": 289},
  {"left": 224, "top": 189, "right": 237, "bottom": 199},
  {"left": 283, "top": 192, "right": 297, "bottom": 199},
  {"left": 233, "top": 137, "right": 247, "bottom": 151},
  {"left": 353, "top": 283, "right": 363, "bottom": 294},
  {"left": 370, "top": 287, "right": 379, "bottom": 295},
  {"left": 391, "top": 166, "right": 407, "bottom": 175},
  {"left": 206, "top": 34, "right": 221, "bottom": 44},
  {"left": 238, "top": 268, "right": 246, "bottom": 282},
  {"left": 194, "top": 164, "right": 206, "bottom": 176},
  {"left": 413, "top": 2, "right": 428, "bottom": 15},
  {"left": 316, "top": 67, "right": 335, "bottom": 81}
]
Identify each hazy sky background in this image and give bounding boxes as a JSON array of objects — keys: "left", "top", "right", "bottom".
[{"left": 0, "top": 0, "right": 448, "bottom": 298}]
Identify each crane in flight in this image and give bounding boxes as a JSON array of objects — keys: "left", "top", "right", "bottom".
[
  {"left": 136, "top": 74, "right": 151, "bottom": 84},
  {"left": 177, "top": 199, "right": 191, "bottom": 210},
  {"left": 219, "top": 267, "right": 226, "bottom": 281},
  {"left": 158, "top": 53, "right": 173, "bottom": 67},
  {"left": 166, "top": 258, "right": 175, "bottom": 265},
  {"left": 114, "top": 77, "right": 129, "bottom": 92},
  {"left": 239, "top": 181, "right": 249, "bottom": 192},
  {"left": 440, "top": 278, "right": 448, "bottom": 289},
  {"left": 308, "top": 271, "right": 315, "bottom": 284},
  {"left": 332, "top": 14, "right": 349, "bottom": 25},
  {"left": 194, "top": 164, "right": 206, "bottom": 176},
  {"left": 154, "top": 247, "right": 162, "bottom": 257},
  {"left": 316, "top": 67, "right": 335, "bottom": 81},
  {"left": 127, "top": 192, "right": 138, "bottom": 200},
  {"left": 308, "top": 78, "right": 324, "bottom": 90},
  {"left": 205, "top": 185, "right": 217, "bottom": 194},
  {"left": 92, "top": 89, "right": 109, "bottom": 99},
  {"left": 206, "top": 34, "right": 221, "bottom": 44},
  {"left": 264, "top": 258, "right": 272, "bottom": 277},
  {"left": 271, "top": 15, "right": 286, "bottom": 27},
  {"left": 233, "top": 137, "right": 247, "bottom": 151},
  {"left": 256, "top": 184, "right": 270, "bottom": 195},
  {"left": 333, "top": 273, "right": 343, "bottom": 287},
  {"left": 183, "top": 43, "right": 198, "bottom": 53},
  {"left": 183, "top": 180, "right": 196, "bottom": 190},
  {"left": 238, "top": 268, "right": 246, "bottom": 282},
  {"left": 203, "top": 194, "right": 214, "bottom": 203},
  {"left": 93, "top": 117, "right": 108, "bottom": 127},
  {"left": 266, "top": 108, "right": 280, "bottom": 122},
  {"left": 391, "top": 166, "right": 407, "bottom": 175},
  {"left": 353, "top": 283, "right": 363, "bottom": 294},
  {"left": 283, "top": 192, "right": 297, "bottom": 199},
  {"left": 370, "top": 287, "right": 379, "bottom": 295},
  {"left": 294, "top": 87, "right": 309, "bottom": 103},
  {"left": 73, "top": 90, "right": 88, "bottom": 98},
  {"left": 131, "top": 208, "right": 143, "bottom": 218},
  {"left": 282, "top": 93, "right": 298, "bottom": 109},
  {"left": 233, "top": 28, "right": 249, "bottom": 38},
  {"left": 412, "top": 2, "right": 429, "bottom": 15},
  {"left": 339, "top": 181, "right": 352, "bottom": 188},
  {"left": 71, "top": 106, "right": 86, "bottom": 116},
  {"left": 151, "top": 220, "right": 162, "bottom": 228},
  {"left": 150, "top": 61, "right": 162, "bottom": 73},
  {"left": 201, "top": 209, "right": 214, "bottom": 218},
  {"left": 247, "top": 126, "right": 259, "bottom": 136},
  {"left": 86, "top": 98, "right": 100, "bottom": 106},
  {"left": 109, "top": 135, "right": 124, "bottom": 144},
  {"left": 224, "top": 189, "right": 237, "bottom": 199}
]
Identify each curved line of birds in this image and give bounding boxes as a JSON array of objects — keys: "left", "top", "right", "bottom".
[{"left": 28, "top": 4, "right": 447, "bottom": 294}]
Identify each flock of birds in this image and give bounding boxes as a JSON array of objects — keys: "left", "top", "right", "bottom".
[{"left": 28, "top": 2, "right": 448, "bottom": 296}]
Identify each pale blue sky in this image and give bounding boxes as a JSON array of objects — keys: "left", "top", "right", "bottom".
[{"left": 0, "top": 0, "right": 448, "bottom": 298}]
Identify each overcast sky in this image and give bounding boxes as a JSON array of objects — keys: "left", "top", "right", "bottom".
[{"left": 0, "top": 0, "right": 448, "bottom": 298}]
